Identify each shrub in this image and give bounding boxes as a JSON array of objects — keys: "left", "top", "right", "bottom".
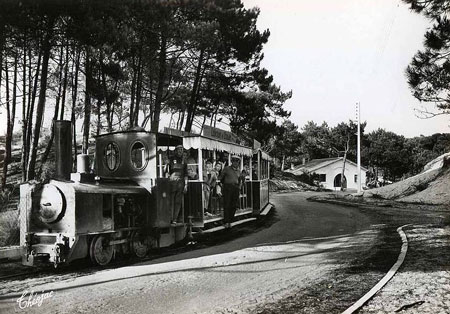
[
  {"left": 0, "top": 188, "right": 13, "bottom": 212},
  {"left": 0, "top": 210, "right": 20, "bottom": 246},
  {"left": 39, "top": 161, "right": 56, "bottom": 183}
]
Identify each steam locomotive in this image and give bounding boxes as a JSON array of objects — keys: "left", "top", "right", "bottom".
[{"left": 19, "top": 121, "right": 271, "bottom": 267}]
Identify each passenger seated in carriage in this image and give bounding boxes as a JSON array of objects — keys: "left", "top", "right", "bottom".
[{"left": 185, "top": 151, "right": 199, "bottom": 180}]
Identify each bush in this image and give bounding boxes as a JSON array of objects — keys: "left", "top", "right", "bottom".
[
  {"left": 443, "top": 156, "right": 450, "bottom": 169},
  {"left": 39, "top": 161, "right": 56, "bottom": 183},
  {"left": 443, "top": 214, "right": 450, "bottom": 226},
  {"left": 0, "top": 187, "right": 13, "bottom": 212},
  {"left": 272, "top": 169, "right": 320, "bottom": 187},
  {"left": 0, "top": 210, "right": 20, "bottom": 246}
]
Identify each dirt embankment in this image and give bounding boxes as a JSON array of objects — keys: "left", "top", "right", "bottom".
[
  {"left": 309, "top": 153, "right": 450, "bottom": 209},
  {"left": 357, "top": 155, "right": 450, "bottom": 206},
  {"left": 269, "top": 170, "right": 320, "bottom": 192},
  {"left": 359, "top": 167, "right": 450, "bottom": 205}
]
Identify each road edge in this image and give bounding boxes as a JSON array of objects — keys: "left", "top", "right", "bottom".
[{"left": 341, "top": 224, "right": 410, "bottom": 314}]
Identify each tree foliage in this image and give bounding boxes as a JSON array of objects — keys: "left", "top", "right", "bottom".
[
  {"left": 403, "top": 0, "right": 450, "bottom": 117},
  {"left": 0, "top": 0, "right": 291, "bottom": 188},
  {"left": 270, "top": 120, "right": 303, "bottom": 170},
  {"left": 272, "top": 118, "right": 450, "bottom": 182}
]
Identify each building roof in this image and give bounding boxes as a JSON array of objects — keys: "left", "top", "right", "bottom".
[{"left": 287, "top": 157, "right": 367, "bottom": 175}]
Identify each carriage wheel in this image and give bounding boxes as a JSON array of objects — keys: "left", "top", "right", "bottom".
[
  {"left": 131, "top": 231, "right": 149, "bottom": 258},
  {"left": 89, "top": 235, "right": 113, "bottom": 266}
]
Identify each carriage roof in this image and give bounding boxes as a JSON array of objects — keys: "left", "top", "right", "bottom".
[{"left": 95, "top": 129, "right": 270, "bottom": 159}]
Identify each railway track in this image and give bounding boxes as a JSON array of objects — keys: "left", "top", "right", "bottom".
[{"left": 0, "top": 216, "right": 263, "bottom": 286}]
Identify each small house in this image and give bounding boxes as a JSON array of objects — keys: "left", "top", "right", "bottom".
[{"left": 287, "top": 157, "right": 367, "bottom": 190}]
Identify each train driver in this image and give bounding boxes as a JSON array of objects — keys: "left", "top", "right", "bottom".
[
  {"left": 165, "top": 144, "right": 188, "bottom": 224},
  {"left": 218, "top": 156, "right": 244, "bottom": 228}
]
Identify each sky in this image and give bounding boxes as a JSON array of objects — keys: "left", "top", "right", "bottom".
[
  {"left": 242, "top": 0, "right": 450, "bottom": 137},
  {"left": 1, "top": 0, "right": 449, "bottom": 138}
]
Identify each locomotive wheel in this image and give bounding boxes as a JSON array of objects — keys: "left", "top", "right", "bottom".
[
  {"left": 89, "top": 235, "right": 113, "bottom": 266},
  {"left": 131, "top": 231, "right": 148, "bottom": 258}
]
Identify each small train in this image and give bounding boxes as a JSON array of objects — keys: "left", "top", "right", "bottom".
[{"left": 19, "top": 121, "right": 271, "bottom": 267}]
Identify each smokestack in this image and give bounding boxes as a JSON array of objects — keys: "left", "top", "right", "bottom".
[
  {"left": 302, "top": 157, "right": 306, "bottom": 165},
  {"left": 54, "top": 120, "right": 72, "bottom": 180}
]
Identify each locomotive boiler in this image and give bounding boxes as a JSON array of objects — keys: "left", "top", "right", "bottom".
[{"left": 20, "top": 121, "right": 186, "bottom": 267}]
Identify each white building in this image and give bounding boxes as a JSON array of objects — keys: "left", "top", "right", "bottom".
[{"left": 287, "top": 157, "right": 367, "bottom": 190}]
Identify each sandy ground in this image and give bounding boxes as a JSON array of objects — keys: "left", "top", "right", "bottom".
[
  {"left": 0, "top": 228, "right": 378, "bottom": 314},
  {"left": 303, "top": 193, "right": 450, "bottom": 314},
  {"left": 2, "top": 190, "right": 448, "bottom": 313},
  {"left": 360, "top": 225, "right": 450, "bottom": 313}
]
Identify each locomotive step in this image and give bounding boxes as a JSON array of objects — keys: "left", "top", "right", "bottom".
[
  {"left": 202, "top": 217, "right": 257, "bottom": 234},
  {"left": 259, "top": 203, "right": 273, "bottom": 216}
]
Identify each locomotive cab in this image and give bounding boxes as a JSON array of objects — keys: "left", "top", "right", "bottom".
[{"left": 95, "top": 130, "right": 184, "bottom": 229}]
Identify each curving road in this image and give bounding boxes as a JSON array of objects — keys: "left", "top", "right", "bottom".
[{"left": 0, "top": 191, "right": 381, "bottom": 314}]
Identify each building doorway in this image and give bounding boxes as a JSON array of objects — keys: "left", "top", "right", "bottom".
[{"left": 333, "top": 174, "right": 347, "bottom": 189}]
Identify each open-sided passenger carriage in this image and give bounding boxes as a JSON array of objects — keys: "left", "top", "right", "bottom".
[{"left": 160, "top": 126, "right": 271, "bottom": 228}]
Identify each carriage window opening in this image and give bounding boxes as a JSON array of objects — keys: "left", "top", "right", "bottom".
[
  {"left": 261, "top": 159, "right": 268, "bottom": 179},
  {"left": 252, "top": 156, "right": 258, "bottom": 180},
  {"left": 131, "top": 141, "right": 147, "bottom": 170},
  {"left": 104, "top": 142, "right": 120, "bottom": 171},
  {"left": 215, "top": 151, "right": 228, "bottom": 168},
  {"left": 242, "top": 157, "right": 251, "bottom": 180},
  {"left": 157, "top": 150, "right": 169, "bottom": 178},
  {"left": 186, "top": 149, "right": 199, "bottom": 180}
]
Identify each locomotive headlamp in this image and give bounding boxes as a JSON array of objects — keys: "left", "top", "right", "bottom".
[{"left": 38, "top": 184, "right": 66, "bottom": 224}]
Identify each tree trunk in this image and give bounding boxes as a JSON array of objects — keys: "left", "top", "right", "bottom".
[
  {"left": 2, "top": 56, "right": 10, "bottom": 188},
  {"left": 25, "top": 47, "right": 42, "bottom": 180},
  {"left": 39, "top": 51, "right": 64, "bottom": 175},
  {"left": 176, "top": 111, "right": 182, "bottom": 130},
  {"left": 82, "top": 47, "right": 92, "bottom": 155},
  {"left": 96, "top": 98, "right": 101, "bottom": 136},
  {"left": 129, "top": 57, "right": 137, "bottom": 128},
  {"left": 168, "top": 112, "right": 174, "bottom": 129},
  {"left": 151, "top": 29, "right": 167, "bottom": 133},
  {"left": 200, "top": 114, "right": 207, "bottom": 133},
  {"left": 54, "top": 44, "right": 64, "bottom": 122},
  {"left": 178, "top": 110, "right": 185, "bottom": 130},
  {"left": 71, "top": 47, "right": 80, "bottom": 170},
  {"left": 134, "top": 53, "right": 143, "bottom": 126},
  {"left": 27, "top": 22, "right": 53, "bottom": 180},
  {"left": 59, "top": 41, "right": 69, "bottom": 120},
  {"left": 340, "top": 136, "right": 350, "bottom": 191},
  {"left": 100, "top": 52, "right": 113, "bottom": 133},
  {"left": 21, "top": 40, "right": 28, "bottom": 182},
  {"left": 184, "top": 48, "right": 204, "bottom": 133},
  {"left": 2, "top": 52, "right": 18, "bottom": 188},
  {"left": 0, "top": 25, "right": 4, "bottom": 188}
]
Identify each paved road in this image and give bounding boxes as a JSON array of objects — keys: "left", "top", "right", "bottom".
[{"left": 0, "top": 192, "right": 379, "bottom": 314}]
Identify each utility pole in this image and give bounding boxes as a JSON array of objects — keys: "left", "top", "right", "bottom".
[{"left": 356, "top": 102, "right": 361, "bottom": 193}]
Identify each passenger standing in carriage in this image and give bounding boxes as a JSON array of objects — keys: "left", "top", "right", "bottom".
[
  {"left": 165, "top": 145, "right": 188, "bottom": 224},
  {"left": 218, "top": 156, "right": 244, "bottom": 228},
  {"left": 203, "top": 160, "right": 217, "bottom": 215},
  {"left": 212, "top": 161, "right": 223, "bottom": 213}
]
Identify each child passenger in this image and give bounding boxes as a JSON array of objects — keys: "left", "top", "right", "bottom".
[
  {"left": 203, "top": 160, "right": 217, "bottom": 215},
  {"left": 214, "top": 161, "right": 223, "bottom": 197}
]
